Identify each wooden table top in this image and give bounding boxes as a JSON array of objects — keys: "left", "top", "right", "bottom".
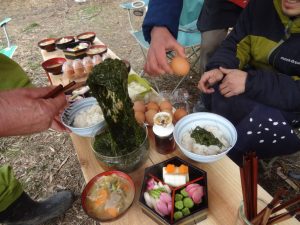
[{"left": 39, "top": 38, "right": 298, "bottom": 225}]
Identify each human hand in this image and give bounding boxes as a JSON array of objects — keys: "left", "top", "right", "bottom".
[
  {"left": 219, "top": 67, "right": 247, "bottom": 97},
  {"left": 198, "top": 69, "right": 224, "bottom": 93},
  {"left": 144, "top": 27, "right": 185, "bottom": 76},
  {"left": 50, "top": 114, "right": 71, "bottom": 133},
  {"left": 0, "top": 86, "right": 68, "bottom": 137}
]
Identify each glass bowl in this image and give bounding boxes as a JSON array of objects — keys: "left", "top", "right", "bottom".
[
  {"left": 237, "top": 198, "right": 272, "bottom": 225},
  {"left": 91, "top": 124, "right": 149, "bottom": 172}
]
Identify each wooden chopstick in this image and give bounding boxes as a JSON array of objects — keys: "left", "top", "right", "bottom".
[
  {"left": 267, "top": 207, "right": 300, "bottom": 225},
  {"left": 273, "top": 194, "right": 300, "bottom": 214},
  {"left": 43, "top": 81, "right": 76, "bottom": 99},
  {"left": 260, "top": 188, "right": 287, "bottom": 225},
  {"left": 240, "top": 167, "right": 249, "bottom": 220},
  {"left": 252, "top": 153, "right": 258, "bottom": 217},
  {"left": 261, "top": 203, "right": 275, "bottom": 225},
  {"left": 245, "top": 155, "right": 252, "bottom": 219}
]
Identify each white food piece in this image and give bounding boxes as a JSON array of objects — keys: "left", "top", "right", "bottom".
[
  {"left": 73, "top": 104, "right": 104, "bottom": 128},
  {"left": 163, "top": 184, "right": 171, "bottom": 194},
  {"left": 162, "top": 167, "right": 189, "bottom": 187},
  {"left": 128, "top": 81, "right": 147, "bottom": 100},
  {"left": 144, "top": 192, "right": 153, "bottom": 208}
]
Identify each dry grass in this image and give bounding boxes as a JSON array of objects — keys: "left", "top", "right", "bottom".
[{"left": 0, "top": 0, "right": 299, "bottom": 224}]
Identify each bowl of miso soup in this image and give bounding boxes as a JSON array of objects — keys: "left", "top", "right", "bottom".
[
  {"left": 81, "top": 170, "right": 135, "bottom": 222},
  {"left": 41, "top": 57, "right": 66, "bottom": 75}
]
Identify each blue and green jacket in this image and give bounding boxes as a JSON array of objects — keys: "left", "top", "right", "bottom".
[{"left": 207, "top": 0, "right": 300, "bottom": 112}]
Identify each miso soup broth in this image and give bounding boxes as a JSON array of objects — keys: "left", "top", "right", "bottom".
[
  {"left": 47, "top": 63, "right": 62, "bottom": 69},
  {"left": 85, "top": 174, "right": 134, "bottom": 220},
  {"left": 79, "top": 34, "right": 94, "bottom": 39}
]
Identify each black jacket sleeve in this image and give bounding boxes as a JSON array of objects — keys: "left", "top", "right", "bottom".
[{"left": 246, "top": 70, "right": 300, "bottom": 112}]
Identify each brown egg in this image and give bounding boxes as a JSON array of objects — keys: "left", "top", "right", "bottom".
[
  {"left": 159, "top": 100, "right": 173, "bottom": 111},
  {"left": 145, "top": 109, "right": 157, "bottom": 126},
  {"left": 133, "top": 101, "right": 146, "bottom": 112},
  {"left": 147, "top": 101, "right": 159, "bottom": 112},
  {"left": 174, "top": 108, "right": 188, "bottom": 122},
  {"left": 161, "top": 108, "right": 173, "bottom": 117},
  {"left": 135, "top": 111, "right": 145, "bottom": 124},
  {"left": 170, "top": 56, "right": 190, "bottom": 76}
]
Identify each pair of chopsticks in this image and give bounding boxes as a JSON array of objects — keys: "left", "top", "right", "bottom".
[
  {"left": 43, "top": 81, "right": 76, "bottom": 99},
  {"left": 240, "top": 153, "right": 300, "bottom": 225},
  {"left": 240, "top": 151, "right": 258, "bottom": 221},
  {"left": 251, "top": 189, "right": 300, "bottom": 225},
  {"left": 250, "top": 188, "right": 287, "bottom": 225}
]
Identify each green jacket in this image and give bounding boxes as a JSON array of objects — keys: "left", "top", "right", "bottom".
[
  {"left": 0, "top": 166, "right": 23, "bottom": 212},
  {"left": 0, "top": 54, "right": 32, "bottom": 212},
  {"left": 0, "top": 54, "right": 32, "bottom": 90},
  {"left": 206, "top": 0, "right": 300, "bottom": 112}
]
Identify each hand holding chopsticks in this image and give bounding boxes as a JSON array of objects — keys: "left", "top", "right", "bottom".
[{"left": 43, "top": 81, "right": 76, "bottom": 99}]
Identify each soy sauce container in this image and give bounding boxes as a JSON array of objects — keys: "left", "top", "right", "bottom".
[{"left": 152, "top": 112, "right": 176, "bottom": 154}]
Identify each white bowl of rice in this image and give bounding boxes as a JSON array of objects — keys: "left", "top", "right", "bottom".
[
  {"left": 61, "top": 97, "right": 106, "bottom": 137},
  {"left": 173, "top": 112, "right": 237, "bottom": 163}
]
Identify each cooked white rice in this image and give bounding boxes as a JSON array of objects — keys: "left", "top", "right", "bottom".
[
  {"left": 181, "top": 125, "right": 230, "bottom": 156},
  {"left": 73, "top": 104, "right": 104, "bottom": 128}
]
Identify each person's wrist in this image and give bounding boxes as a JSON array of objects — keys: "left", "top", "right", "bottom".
[{"left": 151, "top": 26, "right": 167, "bottom": 37}]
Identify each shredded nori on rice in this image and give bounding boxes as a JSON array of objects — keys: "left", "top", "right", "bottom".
[{"left": 190, "top": 126, "right": 223, "bottom": 148}]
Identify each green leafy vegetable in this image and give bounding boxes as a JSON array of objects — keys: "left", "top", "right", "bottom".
[{"left": 191, "top": 126, "right": 223, "bottom": 147}]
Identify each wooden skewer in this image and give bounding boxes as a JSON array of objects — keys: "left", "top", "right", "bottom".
[{"left": 43, "top": 81, "right": 76, "bottom": 99}]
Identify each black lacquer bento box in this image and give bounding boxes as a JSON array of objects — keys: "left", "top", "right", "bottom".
[{"left": 139, "top": 156, "right": 208, "bottom": 225}]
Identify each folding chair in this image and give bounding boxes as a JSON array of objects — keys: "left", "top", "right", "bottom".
[
  {"left": 120, "top": 0, "right": 204, "bottom": 90},
  {"left": 0, "top": 18, "right": 17, "bottom": 58}
]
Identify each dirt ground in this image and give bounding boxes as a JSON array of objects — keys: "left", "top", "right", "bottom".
[{"left": 0, "top": 0, "right": 300, "bottom": 224}]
